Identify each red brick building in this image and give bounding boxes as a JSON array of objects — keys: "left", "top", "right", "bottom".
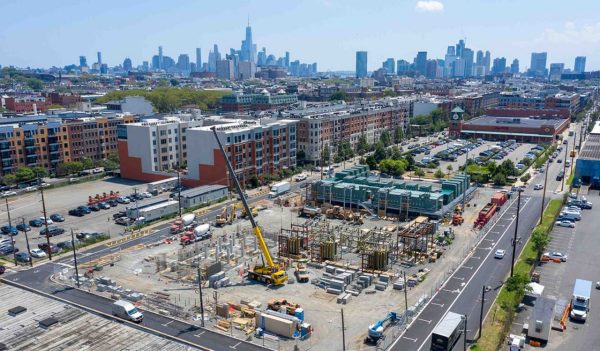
[{"left": 5, "top": 96, "right": 49, "bottom": 113}]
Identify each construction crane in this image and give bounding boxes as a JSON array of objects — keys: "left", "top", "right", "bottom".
[
  {"left": 365, "top": 312, "right": 400, "bottom": 343},
  {"left": 211, "top": 127, "right": 288, "bottom": 286}
]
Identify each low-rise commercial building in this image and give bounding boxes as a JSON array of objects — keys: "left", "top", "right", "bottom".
[
  {"left": 574, "top": 122, "right": 600, "bottom": 187},
  {"left": 180, "top": 185, "right": 228, "bottom": 208},
  {"left": 5, "top": 96, "right": 49, "bottom": 113},
  {"left": 221, "top": 92, "right": 298, "bottom": 112}
]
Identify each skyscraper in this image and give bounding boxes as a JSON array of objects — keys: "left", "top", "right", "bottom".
[
  {"left": 455, "top": 40, "right": 465, "bottom": 58},
  {"left": 356, "top": 51, "right": 368, "bottom": 78},
  {"left": 574, "top": 56, "right": 586, "bottom": 73},
  {"left": 97, "top": 51, "right": 102, "bottom": 65},
  {"left": 177, "top": 54, "right": 190, "bottom": 73},
  {"left": 415, "top": 51, "right": 428, "bottom": 76},
  {"left": 79, "top": 56, "right": 87, "bottom": 67},
  {"left": 425, "top": 60, "right": 438, "bottom": 79},
  {"left": 123, "top": 58, "right": 132, "bottom": 71},
  {"left": 396, "top": 59, "right": 411, "bottom": 74},
  {"left": 463, "top": 48, "right": 474, "bottom": 77},
  {"left": 491, "top": 57, "right": 506, "bottom": 75},
  {"left": 240, "top": 21, "right": 256, "bottom": 63},
  {"left": 196, "top": 48, "right": 202, "bottom": 72},
  {"left": 447, "top": 46, "right": 455, "bottom": 56},
  {"left": 484, "top": 51, "right": 491, "bottom": 75},
  {"left": 158, "top": 46, "right": 164, "bottom": 70},
  {"left": 382, "top": 58, "right": 395, "bottom": 74},
  {"left": 285, "top": 52, "right": 290, "bottom": 69},
  {"left": 476, "top": 50, "right": 484, "bottom": 66},
  {"left": 208, "top": 44, "right": 221, "bottom": 72},
  {"left": 549, "top": 63, "right": 564, "bottom": 81},
  {"left": 216, "top": 59, "right": 235, "bottom": 80},
  {"left": 510, "top": 59, "right": 519, "bottom": 74},
  {"left": 529, "top": 52, "right": 548, "bottom": 78}
]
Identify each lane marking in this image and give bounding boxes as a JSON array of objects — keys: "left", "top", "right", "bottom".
[
  {"left": 461, "top": 266, "right": 473, "bottom": 270},
  {"left": 229, "top": 342, "right": 241, "bottom": 349},
  {"left": 451, "top": 277, "right": 464, "bottom": 281},
  {"left": 194, "top": 331, "right": 206, "bottom": 337},
  {"left": 402, "top": 336, "right": 418, "bottom": 342},
  {"left": 417, "top": 318, "right": 432, "bottom": 324},
  {"left": 162, "top": 320, "right": 174, "bottom": 327},
  {"left": 430, "top": 302, "right": 444, "bottom": 307}
]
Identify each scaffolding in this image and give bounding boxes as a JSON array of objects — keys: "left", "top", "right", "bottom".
[{"left": 396, "top": 216, "right": 436, "bottom": 264}]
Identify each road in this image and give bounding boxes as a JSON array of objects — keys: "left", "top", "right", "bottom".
[
  {"left": 1, "top": 186, "right": 290, "bottom": 351},
  {"left": 389, "top": 128, "right": 579, "bottom": 351}
]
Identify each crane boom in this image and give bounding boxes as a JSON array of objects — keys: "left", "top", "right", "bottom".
[{"left": 211, "top": 127, "right": 275, "bottom": 267}]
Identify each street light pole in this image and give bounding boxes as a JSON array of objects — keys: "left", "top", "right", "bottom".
[
  {"left": 463, "top": 314, "right": 468, "bottom": 351},
  {"left": 22, "top": 218, "right": 33, "bottom": 267},
  {"left": 479, "top": 285, "right": 486, "bottom": 340},
  {"left": 70, "top": 229, "right": 80, "bottom": 288},
  {"left": 560, "top": 140, "right": 568, "bottom": 192},
  {"left": 510, "top": 190, "right": 522, "bottom": 278},
  {"left": 462, "top": 148, "right": 469, "bottom": 210},
  {"left": 539, "top": 155, "right": 550, "bottom": 225},
  {"left": 177, "top": 168, "right": 182, "bottom": 218},
  {"left": 341, "top": 308, "right": 346, "bottom": 351},
  {"left": 39, "top": 177, "right": 52, "bottom": 260}
]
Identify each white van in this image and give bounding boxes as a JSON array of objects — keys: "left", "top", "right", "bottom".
[{"left": 112, "top": 300, "right": 143, "bottom": 322}]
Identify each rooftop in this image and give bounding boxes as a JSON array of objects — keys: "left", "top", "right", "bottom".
[
  {"left": 579, "top": 134, "right": 600, "bottom": 161},
  {"left": 464, "top": 115, "right": 566, "bottom": 129},
  {"left": 180, "top": 184, "right": 227, "bottom": 198}
]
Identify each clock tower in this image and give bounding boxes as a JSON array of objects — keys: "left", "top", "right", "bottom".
[{"left": 449, "top": 106, "right": 465, "bottom": 138}]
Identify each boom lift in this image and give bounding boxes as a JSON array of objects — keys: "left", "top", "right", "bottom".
[
  {"left": 365, "top": 312, "right": 400, "bottom": 343},
  {"left": 211, "top": 127, "right": 288, "bottom": 286}
]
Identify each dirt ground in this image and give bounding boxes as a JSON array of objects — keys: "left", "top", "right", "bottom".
[{"left": 68, "top": 187, "right": 499, "bottom": 350}]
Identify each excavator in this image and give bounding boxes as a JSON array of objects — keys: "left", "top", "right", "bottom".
[
  {"left": 216, "top": 207, "right": 228, "bottom": 226},
  {"left": 212, "top": 127, "right": 288, "bottom": 286}
]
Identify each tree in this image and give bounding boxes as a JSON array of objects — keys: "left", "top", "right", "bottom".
[
  {"left": 373, "top": 142, "right": 387, "bottom": 162},
  {"left": 414, "top": 168, "right": 425, "bottom": 179},
  {"left": 434, "top": 168, "right": 445, "bottom": 179},
  {"left": 505, "top": 273, "right": 532, "bottom": 303},
  {"left": 379, "top": 159, "right": 407, "bottom": 177},
  {"left": 498, "top": 159, "right": 518, "bottom": 177},
  {"left": 169, "top": 79, "right": 179, "bottom": 86},
  {"left": 380, "top": 130, "right": 392, "bottom": 147},
  {"left": 446, "top": 164, "right": 453, "bottom": 175},
  {"left": 404, "top": 154, "right": 415, "bottom": 171},
  {"left": 247, "top": 175, "right": 260, "bottom": 189},
  {"left": 321, "top": 146, "right": 331, "bottom": 165},
  {"left": 356, "top": 134, "right": 369, "bottom": 155},
  {"left": 329, "top": 90, "right": 349, "bottom": 102},
  {"left": 531, "top": 228, "right": 550, "bottom": 263},
  {"left": 1, "top": 174, "right": 16, "bottom": 185},
  {"left": 31, "top": 166, "right": 47, "bottom": 178},
  {"left": 520, "top": 173, "right": 531, "bottom": 183},
  {"left": 81, "top": 157, "right": 94, "bottom": 170},
  {"left": 26, "top": 78, "right": 43, "bottom": 91},
  {"left": 393, "top": 127, "right": 404, "bottom": 144},
  {"left": 383, "top": 89, "right": 395, "bottom": 97},
  {"left": 296, "top": 150, "right": 306, "bottom": 163},
  {"left": 390, "top": 146, "right": 402, "bottom": 160},
  {"left": 15, "top": 167, "right": 35, "bottom": 182},
  {"left": 493, "top": 173, "right": 507, "bottom": 186},
  {"left": 365, "top": 155, "right": 378, "bottom": 170}
]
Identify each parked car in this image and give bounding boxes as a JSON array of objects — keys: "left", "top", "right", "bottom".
[
  {"left": 98, "top": 202, "right": 111, "bottom": 210},
  {"left": 1, "top": 225, "right": 18, "bottom": 235},
  {"left": 89, "top": 204, "right": 101, "bottom": 212},
  {"left": 107, "top": 199, "right": 118, "bottom": 207},
  {"left": 533, "top": 184, "right": 544, "bottom": 190},
  {"left": 77, "top": 205, "right": 91, "bottom": 214},
  {"left": 112, "top": 211, "right": 127, "bottom": 220},
  {"left": 38, "top": 243, "right": 60, "bottom": 254},
  {"left": 56, "top": 240, "right": 77, "bottom": 249},
  {"left": 39, "top": 217, "right": 53, "bottom": 225},
  {"left": 543, "top": 251, "right": 568, "bottom": 261},
  {"left": 29, "top": 218, "right": 43, "bottom": 227},
  {"left": 0, "top": 245, "right": 18, "bottom": 255},
  {"left": 1, "top": 191, "right": 17, "bottom": 198},
  {"left": 69, "top": 208, "right": 85, "bottom": 217},
  {"left": 117, "top": 196, "right": 131, "bottom": 204},
  {"left": 15, "top": 252, "right": 30, "bottom": 263},
  {"left": 24, "top": 186, "right": 38, "bottom": 192},
  {"left": 494, "top": 249, "right": 506, "bottom": 259},
  {"left": 78, "top": 232, "right": 107, "bottom": 242},
  {"left": 40, "top": 226, "right": 65, "bottom": 237},
  {"left": 140, "top": 192, "right": 152, "bottom": 198},
  {"left": 30, "top": 248, "right": 47, "bottom": 258},
  {"left": 16, "top": 223, "right": 31, "bottom": 232},
  {"left": 115, "top": 217, "right": 134, "bottom": 226},
  {"left": 50, "top": 214, "right": 64, "bottom": 222},
  {"left": 555, "top": 220, "right": 575, "bottom": 228}
]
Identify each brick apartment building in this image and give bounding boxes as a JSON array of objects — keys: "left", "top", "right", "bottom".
[
  {"left": 42, "top": 92, "right": 82, "bottom": 107},
  {"left": 220, "top": 92, "right": 298, "bottom": 112},
  {"left": 5, "top": 96, "right": 49, "bottom": 113}
]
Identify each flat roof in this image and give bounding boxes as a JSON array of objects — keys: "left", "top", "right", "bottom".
[
  {"left": 579, "top": 134, "right": 600, "bottom": 160},
  {"left": 465, "top": 115, "right": 565, "bottom": 129},
  {"left": 591, "top": 121, "right": 600, "bottom": 135},
  {"left": 180, "top": 185, "right": 227, "bottom": 198},
  {"left": 461, "top": 130, "right": 554, "bottom": 138},
  {"left": 139, "top": 199, "right": 178, "bottom": 212}
]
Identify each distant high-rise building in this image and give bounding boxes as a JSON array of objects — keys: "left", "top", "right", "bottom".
[
  {"left": 447, "top": 46, "right": 455, "bottom": 56},
  {"left": 549, "top": 63, "right": 565, "bottom": 81},
  {"left": 285, "top": 52, "right": 290, "bottom": 68},
  {"left": 396, "top": 59, "right": 411, "bottom": 74},
  {"left": 574, "top": 56, "right": 586, "bottom": 73},
  {"left": 208, "top": 44, "right": 221, "bottom": 72},
  {"left": 290, "top": 60, "right": 300, "bottom": 76},
  {"left": 529, "top": 52, "right": 548, "bottom": 78},
  {"left": 453, "top": 58, "right": 465, "bottom": 77},
  {"left": 177, "top": 54, "right": 190, "bottom": 72},
  {"left": 382, "top": 58, "right": 395, "bottom": 74},
  {"left": 158, "top": 46, "right": 164, "bottom": 70},
  {"left": 455, "top": 40, "right": 465, "bottom": 58},
  {"left": 195, "top": 48, "right": 202, "bottom": 72},
  {"left": 240, "top": 21, "right": 256, "bottom": 62},
  {"left": 100, "top": 63, "right": 108, "bottom": 74},
  {"left": 123, "top": 58, "right": 132, "bottom": 71},
  {"left": 476, "top": 50, "right": 484, "bottom": 66},
  {"left": 312, "top": 62, "right": 318, "bottom": 75},
  {"left": 463, "top": 48, "right": 474, "bottom": 77},
  {"left": 79, "top": 56, "right": 87, "bottom": 67},
  {"left": 257, "top": 47, "right": 267, "bottom": 66},
  {"left": 484, "top": 51, "right": 491, "bottom": 75},
  {"left": 97, "top": 51, "right": 102, "bottom": 65},
  {"left": 510, "top": 59, "right": 519, "bottom": 74},
  {"left": 238, "top": 61, "right": 256, "bottom": 80},
  {"left": 425, "top": 60, "right": 438, "bottom": 79},
  {"left": 216, "top": 59, "right": 235, "bottom": 80},
  {"left": 356, "top": 51, "right": 368, "bottom": 78},
  {"left": 142, "top": 61, "right": 149, "bottom": 72},
  {"left": 491, "top": 57, "right": 507, "bottom": 75},
  {"left": 444, "top": 52, "right": 456, "bottom": 77},
  {"left": 415, "top": 51, "right": 427, "bottom": 76}
]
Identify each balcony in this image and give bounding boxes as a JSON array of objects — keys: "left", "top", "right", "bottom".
[
  {"left": 24, "top": 139, "right": 35, "bottom": 147},
  {"left": 0, "top": 141, "right": 10, "bottom": 150}
]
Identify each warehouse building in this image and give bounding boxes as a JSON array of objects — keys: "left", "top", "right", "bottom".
[
  {"left": 574, "top": 121, "right": 600, "bottom": 188},
  {"left": 180, "top": 185, "right": 228, "bottom": 208},
  {"left": 310, "top": 165, "right": 471, "bottom": 218}
]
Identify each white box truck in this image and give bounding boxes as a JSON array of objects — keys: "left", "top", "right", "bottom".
[
  {"left": 112, "top": 300, "right": 143, "bottom": 322},
  {"left": 430, "top": 312, "right": 464, "bottom": 351},
  {"left": 269, "top": 181, "right": 291, "bottom": 198},
  {"left": 570, "top": 279, "right": 591, "bottom": 321}
]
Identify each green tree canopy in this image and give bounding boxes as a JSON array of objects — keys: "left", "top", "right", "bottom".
[
  {"left": 414, "top": 168, "right": 425, "bottom": 179},
  {"left": 393, "top": 127, "right": 404, "bottom": 144},
  {"left": 96, "top": 88, "right": 227, "bottom": 113},
  {"left": 329, "top": 90, "right": 349, "bottom": 102},
  {"left": 15, "top": 167, "right": 35, "bottom": 182},
  {"left": 434, "top": 168, "right": 445, "bottom": 179},
  {"left": 380, "top": 130, "right": 392, "bottom": 147},
  {"left": 379, "top": 159, "right": 408, "bottom": 177},
  {"left": 26, "top": 78, "right": 44, "bottom": 91}
]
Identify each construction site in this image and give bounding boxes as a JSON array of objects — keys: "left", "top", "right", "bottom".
[{"left": 50, "top": 128, "right": 524, "bottom": 350}]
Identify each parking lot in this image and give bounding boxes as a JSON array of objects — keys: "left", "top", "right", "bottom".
[{"left": 0, "top": 177, "right": 161, "bottom": 262}]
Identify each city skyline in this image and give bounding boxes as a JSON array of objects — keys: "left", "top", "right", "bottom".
[{"left": 2, "top": 0, "right": 600, "bottom": 71}]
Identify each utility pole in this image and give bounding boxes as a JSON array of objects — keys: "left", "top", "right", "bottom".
[
  {"left": 341, "top": 308, "right": 346, "bottom": 351},
  {"left": 403, "top": 271, "right": 408, "bottom": 313},
  {"left": 197, "top": 266, "right": 205, "bottom": 327},
  {"left": 462, "top": 148, "right": 469, "bottom": 210},
  {"left": 22, "top": 218, "right": 32, "bottom": 267},
  {"left": 479, "top": 285, "right": 486, "bottom": 340},
  {"left": 39, "top": 177, "right": 52, "bottom": 260},
  {"left": 539, "top": 155, "right": 550, "bottom": 225},
  {"left": 560, "top": 140, "right": 568, "bottom": 192},
  {"left": 570, "top": 134, "right": 576, "bottom": 188},
  {"left": 5, "top": 198, "right": 17, "bottom": 265},
  {"left": 70, "top": 229, "right": 80, "bottom": 288},
  {"left": 510, "top": 190, "right": 521, "bottom": 278}
]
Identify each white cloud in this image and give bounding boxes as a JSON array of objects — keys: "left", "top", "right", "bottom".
[
  {"left": 540, "top": 21, "right": 600, "bottom": 44},
  {"left": 415, "top": 0, "right": 444, "bottom": 12}
]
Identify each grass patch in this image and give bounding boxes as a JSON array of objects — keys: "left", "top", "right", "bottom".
[
  {"left": 477, "top": 198, "right": 563, "bottom": 349},
  {"left": 566, "top": 168, "right": 575, "bottom": 186}
]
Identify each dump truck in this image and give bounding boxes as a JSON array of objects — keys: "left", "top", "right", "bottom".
[
  {"left": 474, "top": 202, "right": 497, "bottom": 228},
  {"left": 212, "top": 127, "right": 287, "bottom": 286},
  {"left": 294, "top": 263, "right": 309, "bottom": 283},
  {"left": 491, "top": 191, "right": 508, "bottom": 207}
]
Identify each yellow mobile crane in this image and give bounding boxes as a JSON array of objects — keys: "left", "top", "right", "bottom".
[{"left": 211, "top": 127, "right": 288, "bottom": 285}]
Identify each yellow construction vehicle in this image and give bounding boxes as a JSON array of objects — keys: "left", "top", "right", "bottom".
[
  {"left": 452, "top": 214, "right": 464, "bottom": 225},
  {"left": 216, "top": 207, "right": 227, "bottom": 226},
  {"left": 212, "top": 127, "right": 287, "bottom": 286},
  {"left": 228, "top": 203, "right": 236, "bottom": 224},
  {"left": 454, "top": 205, "right": 463, "bottom": 215}
]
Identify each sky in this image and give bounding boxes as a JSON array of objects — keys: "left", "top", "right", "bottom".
[{"left": 2, "top": 0, "right": 600, "bottom": 72}]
